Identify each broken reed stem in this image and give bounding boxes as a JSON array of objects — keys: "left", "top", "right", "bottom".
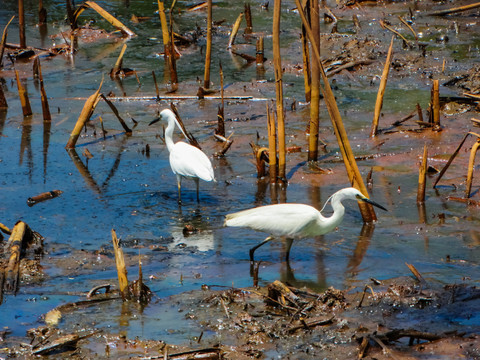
[
  {"left": 157, "top": 1, "right": 170, "bottom": 57},
  {"left": 370, "top": 36, "right": 394, "bottom": 137},
  {"left": 417, "top": 144, "right": 427, "bottom": 204},
  {"left": 65, "top": 79, "right": 103, "bottom": 149},
  {"left": 430, "top": 2, "right": 480, "bottom": 16},
  {"left": 111, "top": 229, "right": 130, "bottom": 300},
  {"left": 465, "top": 139, "right": 480, "bottom": 199},
  {"left": 83, "top": 1, "right": 135, "bottom": 37},
  {"left": 36, "top": 58, "right": 52, "bottom": 121},
  {"left": 216, "top": 62, "right": 225, "bottom": 137},
  {"left": 18, "top": 0, "right": 26, "bottom": 48},
  {"left": 15, "top": 70, "right": 32, "bottom": 116},
  {"left": 267, "top": 104, "right": 278, "bottom": 183},
  {"left": 432, "top": 80, "right": 440, "bottom": 126},
  {"left": 273, "top": 0, "right": 286, "bottom": 181},
  {"left": 256, "top": 37, "right": 265, "bottom": 66},
  {"left": 301, "top": 20, "right": 311, "bottom": 103},
  {"left": 0, "top": 16, "right": 15, "bottom": 69},
  {"left": 111, "top": 42, "right": 127, "bottom": 76},
  {"left": 433, "top": 133, "right": 469, "bottom": 188},
  {"left": 4, "top": 221, "right": 30, "bottom": 293},
  {"left": 228, "top": 12, "right": 244, "bottom": 49},
  {"left": 168, "top": 12, "right": 178, "bottom": 86},
  {"left": 295, "top": 0, "right": 376, "bottom": 222},
  {"left": 244, "top": 3, "right": 253, "bottom": 34},
  {"left": 308, "top": 0, "right": 320, "bottom": 161},
  {"left": 203, "top": 0, "right": 212, "bottom": 89},
  {"left": 100, "top": 94, "right": 133, "bottom": 134}
]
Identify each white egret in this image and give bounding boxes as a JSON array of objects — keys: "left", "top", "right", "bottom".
[
  {"left": 150, "top": 109, "right": 215, "bottom": 203},
  {"left": 224, "top": 187, "right": 387, "bottom": 262}
]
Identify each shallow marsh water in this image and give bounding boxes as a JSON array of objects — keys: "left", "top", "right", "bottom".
[{"left": 0, "top": 0, "right": 479, "bottom": 351}]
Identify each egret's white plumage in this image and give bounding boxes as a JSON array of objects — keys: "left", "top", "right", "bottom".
[
  {"left": 152, "top": 109, "right": 215, "bottom": 203},
  {"left": 225, "top": 187, "right": 387, "bottom": 262}
]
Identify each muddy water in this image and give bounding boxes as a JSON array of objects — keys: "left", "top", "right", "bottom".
[{"left": 0, "top": 0, "right": 479, "bottom": 349}]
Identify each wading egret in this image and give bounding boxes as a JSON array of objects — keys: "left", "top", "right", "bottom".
[
  {"left": 150, "top": 109, "right": 215, "bottom": 203},
  {"left": 224, "top": 187, "right": 387, "bottom": 262}
]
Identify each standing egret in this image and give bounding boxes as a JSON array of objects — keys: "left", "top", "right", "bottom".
[
  {"left": 224, "top": 187, "right": 387, "bottom": 262},
  {"left": 150, "top": 109, "right": 215, "bottom": 203}
]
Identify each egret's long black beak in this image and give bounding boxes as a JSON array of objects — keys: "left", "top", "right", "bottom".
[
  {"left": 362, "top": 197, "right": 388, "bottom": 211},
  {"left": 149, "top": 117, "right": 161, "bottom": 126}
]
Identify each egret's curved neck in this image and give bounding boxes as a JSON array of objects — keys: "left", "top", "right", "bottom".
[
  {"left": 317, "top": 193, "right": 346, "bottom": 233},
  {"left": 165, "top": 117, "right": 176, "bottom": 153}
]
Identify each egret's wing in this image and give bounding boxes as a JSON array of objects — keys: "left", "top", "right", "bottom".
[
  {"left": 170, "top": 142, "right": 215, "bottom": 181},
  {"left": 225, "top": 203, "right": 321, "bottom": 237}
]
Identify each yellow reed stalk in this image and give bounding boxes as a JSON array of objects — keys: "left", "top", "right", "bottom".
[
  {"left": 370, "top": 36, "right": 394, "bottom": 137},
  {"left": 228, "top": 12, "right": 244, "bottom": 49},
  {"left": 295, "top": 0, "right": 376, "bottom": 221},
  {"left": 398, "top": 16, "right": 418, "bottom": 41},
  {"left": 35, "top": 58, "right": 51, "bottom": 121},
  {"left": 432, "top": 80, "right": 440, "bottom": 126},
  {"left": 203, "top": 0, "right": 212, "bottom": 89},
  {"left": 267, "top": 104, "right": 277, "bottom": 183},
  {"left": 301, "top": 30, "right": 311, "bottom": 103},
  {"left": 15, "top": 70, "right": 32, "bottom": 117},
  {"left": 84, "top": 1, "right": 135, "bottom": 36},
  {"left": 417, "top": 144, "right": 427, "bottom": 204},
  {"left": 0, "top": 16, "right": 15, "bottom": 68},
  {"left": 112, "top": 229, "right": 130, "bottom": 300},
  {"left": 157, "top": 1, "right": 170, "bottom": 55},
  {"left": 110, "top": 42, "right": 127, "bottom": 76},
  {"left": 65, "top": 79, "right": 103, "bottom": 149},
  {"left": 465, "top": 139, "right": 480, "bottom": 199},
  {"left": 431, "top": 2, "right": 480, "bottom": 16},
  {"left": 308, "top": 0, "right": 320, "bottom": 161},
  {"left": 273, "top": 0, "right": 286, "bottom": 180},
  {"left": 4, "top": 221, "right": 28, "bottom": 293}
]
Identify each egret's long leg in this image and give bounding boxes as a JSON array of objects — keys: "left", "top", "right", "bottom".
[
  {"left": 176, "top": 175, "right": 182, "bottom": 204},
  {"left": 249, "top": 236, "right": 274, "bottom": 263},
  {"left": 285, "top": 237, "right": 294, "bottom": 262}
]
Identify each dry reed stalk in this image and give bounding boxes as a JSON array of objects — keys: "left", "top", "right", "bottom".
[
  {"left": 15, "top": 70, "right": 32, "bottom": 117},
  {"left": 295, "top": 0, "right": 376, "bottom": 222},
  {"left": 65, "top": 79, "right": 103, "bottom": 149},
  {"left": 0, "top": 223, "right": 11, "bottom": 235},
  {"left": 215, "top": 62, "right": 225, "bottom": 137},
  {"left": 36, "top": 58, "right": 52, "bottom": 121},
  {"left": 27, "top": 190, "right": 63, "bottom": 207},
  {"left": 100, "top": 94, "right": 132, "bottom": 134},
  {"left": 66, "top": 0, "right": 76, "bottom": 29},
  {"left": 251, "top": 143, "right": 269, "bottom": 178},
  {"left": 273, "top": 0, "right": 286, "bottom": 180},
  {"left": 398, "top": 16, "right": 418, "bottom": 41},
  {"left": 244, "top": 3, "right": 253, "bottom": 34},
  {"left": 430, "top": 2, "right": 480, "bottom": 16},
  {"left": 465, "top": 139, "right": 480, "bottom": 199},
  {"left": 82, "top": 1, "right": 135, "bottom": 36},
  {"left": 4, "top": 221, "right": 30, "bottom": 293},
  {"left": 19, "top": 0, "right": 26, "bottom": 48},
  {"left": 267, "top": 104, "right": 278, "bottom": 183},
  {"left": 256, "top": 37, "right": 265, "bottom": 65},
  {"left": 417, "top": 144, "right": 427, "bottom": 204},
  {"left": 405, "top": 262, "right": 427, "bottom": 285},
  {"left": 228, "top": 12, "right": 244, "bottom": 49},
  {"left": 0, "top": 86, "right": 6, "bottom": 108},
  {"left": 111, "top": 229, "right": 130, "bottom": 300},
  {"left": 432, "top": 80, "right": 440, "bottom": 126},
  {"left": 157, "top": 1, "right": 170, "bottom": 56},
  {"left": 203, "top": 0, "right": 212, "bottom": 89},
  {"left": 379, "top": 20, "right": 409, "bottom": 46},
  {"left": 433, "top": 133, "right": 470, "bottom": 188},
  {"left": 301, "top": 28, "right": 311, "bottom": 103},
  {"left": 0, "top": 16, "right": 15, "bottom": 68},
  {"left": 168, "top": 13, "right": 178, "bottom": 86},
  {"left": 416, "top": 103, "right": 423, "bottom": 123},
  {"left": 370, "top": 36, "right": 394, "bottom": 137},
  {"left": 308, "top": 0, "right": 320, "bottom": 161},
  {"left": 110, "top": 43, "right": 127, "bottom": 77}
]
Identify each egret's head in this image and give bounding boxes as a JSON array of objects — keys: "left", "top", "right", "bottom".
[
  {"left": 348, "top": 187, "right": 387, "bottom": 211},
  {"left": 149, "top": 108, "right": 175, "bottom": 126}
]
